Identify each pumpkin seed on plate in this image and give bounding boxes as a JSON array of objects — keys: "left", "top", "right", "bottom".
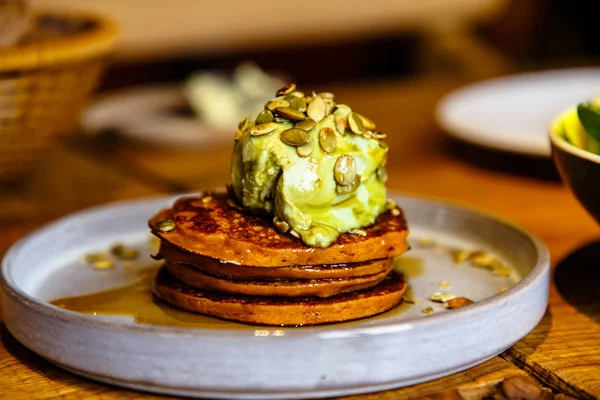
[
  {"left": 348, "top": 112, "right": 365, "bottom": 134},
  {"left": 295, "top": 118, "right": 316, "bottom": 131},
  {"left": 275, "top": 107, "right": 306, "bottom": 121},
  {"left": 249, "top": 122, "right": 278, "bottom": 136},
  {"left": 319, "top": 127, "right": 336, "bottom": 153},
  {"left": 266, "top": 99, "right": 290, "bottom": 111},
  {"left": 256, "top": 110, "right": 274, "bottom": 124},
  {"left": 276, "top": 83, "right": 296, "bottom": 96},
  {"left": 296, "top": 141, "right": 313, "bottom": 157},
  {"left": 307, "top": 95, "right": 326, "bottom": 122},
  {"left": 92, "top": 260, "right": 115, "bottom": 270},
  {"left": 281, "top": 128, "right": 312, "bottom": 146},
  {"left": 83, "top": 252, "right": 109, "bottom": 263},
  {"left": 111, "top": 244, "right": 140, "bottom": 260},
  {"left": 334, "top": 154, "right": 357, "bottom": 186}
]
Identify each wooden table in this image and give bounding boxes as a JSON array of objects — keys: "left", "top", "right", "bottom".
[{"left": 1, "top": 75, "right": 598, "bottom": 399}]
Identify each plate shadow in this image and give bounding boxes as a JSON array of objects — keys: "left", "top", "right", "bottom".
[{"left": 554, "top": 240, "right": 600, "bottom": 324}]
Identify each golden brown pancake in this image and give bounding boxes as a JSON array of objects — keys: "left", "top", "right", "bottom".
[
  {"left": 149, "top": 193, "right": 410, "bottom": 267},
  {"left": 153, "top": 267, "right": 407, "bottom": 326},
  {"left": 156, "top": 242, "right": 395, "bottom": 280},
  {"left": 165, "top": 262, "right": 392, "bottom": 298}
]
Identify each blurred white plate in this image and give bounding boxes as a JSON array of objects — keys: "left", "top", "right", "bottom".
[
  {"left": 82, "top": 85, "right": 230, "bottom": 148},
  {"left": 436, "top": 67, "right": 600, "bottom": 157}
]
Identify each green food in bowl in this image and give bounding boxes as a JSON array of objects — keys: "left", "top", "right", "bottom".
[
  {"left": 231, "top": 84, "right": 389, "bottom": 248},
  {"left": 554, "top": 102, "right": 600, "bottom": 154}
]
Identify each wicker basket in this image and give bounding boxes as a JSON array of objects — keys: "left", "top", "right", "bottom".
[{"left": 0, "top": 12, "right": 118, "bottom": 180}]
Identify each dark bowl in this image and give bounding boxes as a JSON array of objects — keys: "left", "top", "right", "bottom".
[{"left": 550, "top": 112, "right": 600, "bottom": 224}]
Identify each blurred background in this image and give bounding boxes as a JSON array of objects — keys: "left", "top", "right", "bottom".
[{"left": 2, "top": 0, "right": 600, "bottom": 237}]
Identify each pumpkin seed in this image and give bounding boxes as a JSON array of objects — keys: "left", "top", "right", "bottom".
[
  {"left": 92, "top": 260, "right": 115, "bottom": 270},
  {"left": 363, "top": 130, "right": 373, "bottom": 139},
  {"left": 318, "top": 92, "right": 335, "bottom": 101},
  {"left": 373, "top": 131, "right": 387, "bottom": 140},
  {"left": 335, "top": 116, "right": 348, "bottom": 134},
  {"left": 304, "top": 95, "right": 313, "bottom": 104},
  {"left": 83, "top": 252, "right": 109, "bottom": 263},
  {"left": 289, "top": 229, "right": 301, "bottom": 239},
  {"left": 275, "top": 107, "right": 306, "bottom": 121},
  {"left": 295, "top": 118, "right": 316, "bottom": 131},
  {"left": 274, "top": 218, "right": 290, "bottom": 233},
  {"left": 334, "top": 155, "right": 357, "bottom": 186},
  {"left": 307, "top": 95, "right": 326, "bottom": 122},
  {"left": 319, "top": 127, "right": 336, "bottom": 153},
  {"left": 349, "top": 228, "right": 367, "bottom": 236},
  {"left": 376, "top": 166, "right": 388, "bottom": 183},
  {"left": 276, "top": 83, "right": 296, "bottom": 96},
  {"left": 430, "top": 292, "right": 456, "bottom": 303},
  {"left": 451, "top": 249, "right": 470, "bottom": 263},
  {"left": 296, "top": 141, "right": 313, "bottom": 157},
  {"left": 238, "top": 116, "right": 251, "bottom": 131},
  {"left": 156, "top": 219, "right": 176, "bottom": 232},
  {"left": 385, "top": 198, "right": 396, "bottom": 211},
  {"left": 249, "top": 122, "right": 278, "bottom": 136},
  {"left": 356, "top": 113, "right": 376, "bottom": 130},
  {"left": 289, "top": 96, "right": 307, "bottom": 112},
  {"left": 256, "top": 110, "right": 274, "bottom": 124},
  {"left": 281, "top": 128, "right": 312, "bottom": 146},
  {"left": 266, "top": 99, "right": 290, "bottom": 111},
  {"left": 447, "top": 297, "right": 474, "bottom": 309},
  {"left": 324, "top": 101, "right": 335, "bottom": 117},
  {"left": 291, "top": 91, "right": 305, "bottom": 98},
  {"left": 111, "top": 244, "right": 140, "bottom": 260},
  {"left": 348, "top": 112, "right": 365, "bottom": 134},
  {"left": 273, "top": 116, "right": 289, "bottom": 123},
  {"left": 391, "top": 208, "right": 401, "bottom": 217},
  {"left": 336, "top": 174, "right": 361, "bottom": 194},
  {"left": 422, "top": 307, "right": 434, "bottom": 314}
]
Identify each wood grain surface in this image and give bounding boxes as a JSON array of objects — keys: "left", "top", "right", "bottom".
[{"left": 1, "top": 75, "right": 598, "bottom": 398}]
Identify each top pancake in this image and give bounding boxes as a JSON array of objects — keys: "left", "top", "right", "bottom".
[{"left": 149, "top": 192, "right": 409, "bottom": 267}]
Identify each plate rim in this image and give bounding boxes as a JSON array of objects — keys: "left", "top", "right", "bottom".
[
  {"left": 436, "top": 66, "right": 600, "bottom": 157},
  {"left": 1, "top": 192, "right": 550, "bottom": 339}
]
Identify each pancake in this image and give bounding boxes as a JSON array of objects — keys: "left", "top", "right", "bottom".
[
  {"left": 165, "top": 262, "right": 392, "bottom": 298},
  {"left": 153, "top": 267, "right": 407, "bottom": 326},
  {"left": 149, "top": 192, "right": 410, "bottom": 267},
  {"left": 156, "top": 242, "right": 395, "bottom": 280}
]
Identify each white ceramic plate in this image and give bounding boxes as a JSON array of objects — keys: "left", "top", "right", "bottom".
[
  {"left": 81, "top": 85, "right": 230, "bottom": 148},
  {"left": 1, "top": 194, "right": 550, "bottom": 399},
  {"left": 436, "top": 67, "right": 600, "bottom": 157}
]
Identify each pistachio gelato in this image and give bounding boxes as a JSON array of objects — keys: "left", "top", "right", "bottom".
[{"left": 231, "top": 84, "right": 389, "bottom": 248}]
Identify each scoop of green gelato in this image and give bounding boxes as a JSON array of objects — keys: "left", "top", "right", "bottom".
[{"left": 231, "top": 85, "right": 389, "bottom": 247}]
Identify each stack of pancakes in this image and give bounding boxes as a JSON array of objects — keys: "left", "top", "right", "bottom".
[{"left": 150, "top": 192, "right": 410, "bottom": 326}]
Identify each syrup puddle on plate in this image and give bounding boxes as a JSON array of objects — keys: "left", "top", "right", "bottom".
[{"left": 49, "top": 261, "right": 418, "bottom": 330}]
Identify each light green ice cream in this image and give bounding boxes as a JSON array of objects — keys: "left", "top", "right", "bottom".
[{"left": 231, "top": 92, "right": 388, "bottom": 248}]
